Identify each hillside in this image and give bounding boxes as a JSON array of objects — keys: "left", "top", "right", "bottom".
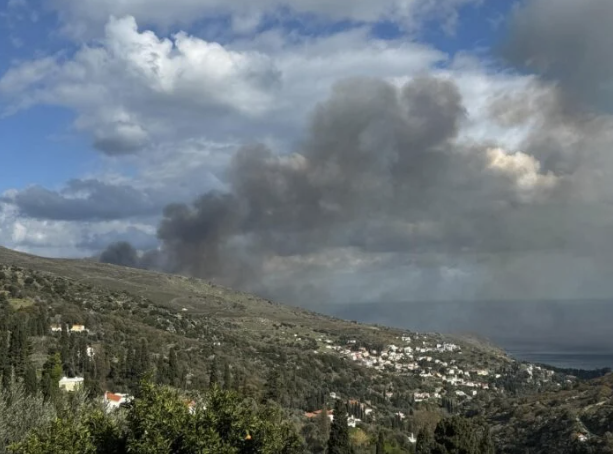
[{"left": 0, "top": 246, "right": 611, "bottom": 453}]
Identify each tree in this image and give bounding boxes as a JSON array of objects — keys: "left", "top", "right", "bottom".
[
  {"left": 0, "top": 383, "right": 56, "bottom": 454},
  {"left": 416, "top": 429, "right": 435, "bottom": 454},
  {"left": 223, "top": 362, "right": 232, "bottom": 390},
  {"left": 416, "top": 416, "right": 493, "bottom": 454},
  {"left": 41, "top": 353, "right": 62, "bottom": 403},
  {"left": 376, "top": 431, "right": 385, "bottom": 454},
  {"left": 209, "top": 356, "right": 220, "bottom": 388},
  {"left": 136, "top": 339, "right": 150, "bottom": 377},
  {"left": 317, "top": 405, "right": 330, "bottom": 441},
  {"left": 8, "top": 320, "right": 29, "bottom": 379},
  {"left": 263, "top": 367, "right": 284, "bottom": 405},
  {"left": 327, "top": 400, "right": 352, "bottom": 454},
  {"left": 168, "top": 347, "right": 179, "bottom": 386},
  {"left": 24, "top": 363, "right": 37, "bottom": 396},
  {"left": 9, "top": 415, "right": 96, "bottom": 454}
]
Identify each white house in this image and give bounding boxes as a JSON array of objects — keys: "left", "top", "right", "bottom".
[
  {"left": 347, "top": 415, "right": 361, "bottom": 428},
  {"left": 70, "top": 325, "right": 88, "bottom": 333},
  {"left": 59, "top": 377, "right": 84, "bottom": 392},
  {"left": 103, "top": 392, "right": 132, "bottom": 412}
]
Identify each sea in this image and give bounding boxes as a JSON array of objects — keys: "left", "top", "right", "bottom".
[
  {"left": 501, "top": 349, "right": 613, "bottom": 370},
  {"left": 314, "top": 299, "right": 613, "bottom": 371}
]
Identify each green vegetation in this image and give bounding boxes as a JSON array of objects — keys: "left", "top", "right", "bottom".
[
  {"left": 9, "top": 380, "right": 304, "bottom": 454},
  {"left": 2, "top": 247, "right": 613, "bottom": 453}
]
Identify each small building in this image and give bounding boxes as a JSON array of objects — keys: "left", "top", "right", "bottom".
[
  {"left": 304, "top": 409, "right": 334, "bottom": 422},
  {"left": 70, "top": 325, "right": 87, "bottom": 333},
  {"left": 104, "top": 391, "right": 132, "bottom": 411},
  {"left": 50, "top": 324, "right": 63, "bottom": 332},
  {"left": 185, "top": 399, "right": 197, "bottom": 415},
  {"left": 59, "top": 376, "right": 84, "bottom": 392},
  {"left": 347, "top": 415, "right": 361, "bottom": 428}
]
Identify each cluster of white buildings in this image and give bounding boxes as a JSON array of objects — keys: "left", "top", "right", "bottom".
[
  {"left": 318, "top": 335, "right": 502, "bottom": 402},
  {"left": 50, "top": 324, "right": 89, "bottom": 333}
]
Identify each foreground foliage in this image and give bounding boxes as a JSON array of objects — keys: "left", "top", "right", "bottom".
[{"left": 9, "top": 381, "right": 305, "bottom": 454}]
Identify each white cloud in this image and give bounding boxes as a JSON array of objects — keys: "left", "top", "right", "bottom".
[
  {"left": 0, "top": 16, "right": 281, "bottom": 153},
  {"left": 50, "top": 0, "right": 480, "bottom": 38},
  {"left": 0, "top": 201, "right": 156, "bottom": 258},
  {"left": 0, "top": 16, "right": 444, "bottom": 155}
]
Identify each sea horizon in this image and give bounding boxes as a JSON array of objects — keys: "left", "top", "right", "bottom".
[{"left": 313, "top": 299, "right": 613, "bottom": 371}]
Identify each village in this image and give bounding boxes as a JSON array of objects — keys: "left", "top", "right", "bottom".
[
  {"left": 313, "top": 332, "right": 556, "bottom": 406},
  {"left": 52, "top": 321, "right": 557, "bottom": 433}
]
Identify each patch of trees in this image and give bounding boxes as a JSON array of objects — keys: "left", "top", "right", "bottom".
[
  {"left": 9, "top": 381, "right": 305, "bottom": 454},
  {"left": 416, "top": 416, "right": 494, "bottom": 454}
]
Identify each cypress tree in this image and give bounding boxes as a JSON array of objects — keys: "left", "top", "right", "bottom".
[
  {"left": 209, "top": 356, "right": 220, "bottom": 387},
  {"left": 231, "top": 367, "right": 242, "bottom": 392},
  {"left": 168, "top": 347, "right": 179, "bottom": 386},
  {"left": 223, "top": 362, "right": 232, "bottom": 390},
  {"left": 327, "top": 399, "right": 353, "bottom": 454},
  {"left": 24, "top": 362, "right": 37, "bottom": 395},
  {"left": 8, "top": 319, "right": 28, "bottom": 378},
  {"left": 59, "top": 323, "right": 70, "bottom": 366},
  {"left": 479, "top": 427, "right": 496, "bottom": 454},
  {"left": 263, "top": 367, "right": 284, "bottom": 404},
  {"left": 317, "top": 404, "right": 330, "bottom": 445},
  {"left": 1, "top": 363, "right": 12, "bottom": 391},
  {"left": 156, "top": 353, "right": 168, "bottom": 385},
  {"left": 41, "top": 352, "right": 62, "bottom": 402},
  {"left": 125, "top": 347, "right": 136, "bottom": 381},
  {"left": 137, "top": 338, "right": 150, "bottom": 375},
  {"left": 416, "top": 428, "right": 435, "bottom": 454},
  {"left": 376, "top": 431, "right": 385, "bottom": 454},
  {"left": 0, "top": 330, "right": 8, "bottom": 389}
]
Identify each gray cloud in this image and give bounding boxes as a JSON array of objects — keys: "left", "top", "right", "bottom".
[
  {"left": 4, "top": 179, "right": 159, "bottom": 221},
  {"left": 503, "top": 0, "right": 613, "bottom": 112},
  {"left": 92, "top": 122, "right": 150, "bottom": 155}
]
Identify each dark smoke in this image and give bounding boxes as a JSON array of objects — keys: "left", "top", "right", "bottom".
[
  {"left": 150, "top": 74, "right": 586, "bottom": 303},
  {"left": 99, "top": 241, "right": 139, "bottom": 268},
  {"left": 99, "top": 241, "right": 166, "bottom": 271}
]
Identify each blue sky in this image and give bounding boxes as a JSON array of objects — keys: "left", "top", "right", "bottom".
[
  {"left": 0, "top": 0, "right": 513, "bottom": 193},
  {"left": 2, "top": 0, "right": 612, "bottom": 304}
]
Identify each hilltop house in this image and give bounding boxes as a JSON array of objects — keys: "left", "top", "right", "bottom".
[{"left": 59, "top": 376, "right": 84, "bottom": 392}]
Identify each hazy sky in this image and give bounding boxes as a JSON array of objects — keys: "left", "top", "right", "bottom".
[{"left": 2, "top": 0, "right": 613, "bottom": 306}]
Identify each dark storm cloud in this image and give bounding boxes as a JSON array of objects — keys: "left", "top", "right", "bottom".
[
  {"left": 4, "top": 179, "right": 159, "bottom": 221},
  {"left": 503, "top": 0, "right": 613, "bottom": 112}
]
